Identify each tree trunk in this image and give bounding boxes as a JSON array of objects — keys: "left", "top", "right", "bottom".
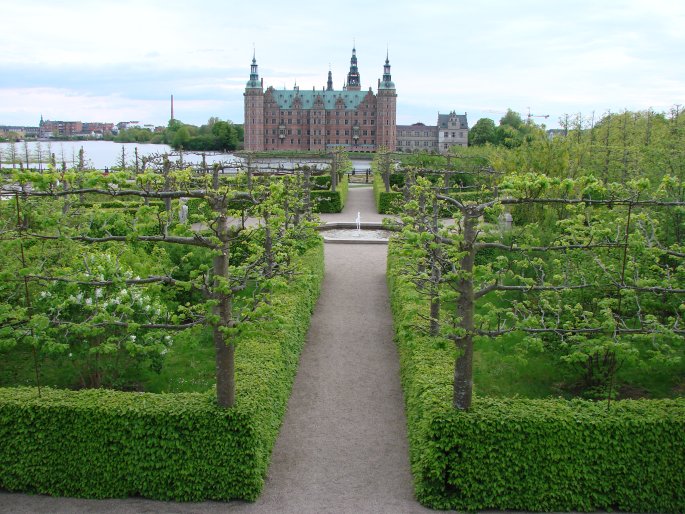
[
  {"left": 246, "top": 153, "right": 254, "bottom": 192},
  {"left": 303, "top": 167, "right": 312, "bottom": 220},
  {"left": 453, "top": 211, "right": 476, "bottom": 410},
  {"left": 330, "top": 153, "right": 338, "bottom": 193},
  {"left": 429, "top": 196, "right": 441, "bottom": 336},
  {"left": 213, "top": 214, "right": 235, "bottom": 408}
]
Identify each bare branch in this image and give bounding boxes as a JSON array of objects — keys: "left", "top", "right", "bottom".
[{"left": 26, "top": 232, "right": 219, "bottom": 249}]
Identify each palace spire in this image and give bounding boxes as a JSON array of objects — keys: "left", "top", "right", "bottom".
[{"left": 346, "top": 46, "right": 361, "bottom": 91}]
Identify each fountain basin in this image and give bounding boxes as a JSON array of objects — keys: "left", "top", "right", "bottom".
[{"left": 317, "top": 222, "right": 396, "bottom": 244}]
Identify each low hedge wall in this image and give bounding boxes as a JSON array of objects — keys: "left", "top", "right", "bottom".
[
  {"left": 0, "top": 242, "right": 324, "bottom": 502},
  {"left": 372, "top": 172, "right": 403, "bottom": 214},
  {"left": 312, "top": 173, "right": 348, "bottom": 213},
  {"left": 387, "top": 242, "right": 685, "bottom": 512}
]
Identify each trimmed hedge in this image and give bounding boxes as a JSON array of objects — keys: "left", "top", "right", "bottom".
[
  {"left": 387, "top": 242, "right": 685, "bottom": 512},
  {"left": 0, "top": 243, "right": 325, "bottom": 502},
  {"left": 312, "top": 173, "right": 348, "bottom": 213},
  {"left": 372, "top": 172, "right": 403, "bottom": 214}
]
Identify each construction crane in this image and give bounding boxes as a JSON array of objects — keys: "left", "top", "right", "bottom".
[
  {"left": 483, "top": 108, "right": 550, "bottom": 123},
  {"left": 527, "top": 107, "right": 549, "bottom": 123}
]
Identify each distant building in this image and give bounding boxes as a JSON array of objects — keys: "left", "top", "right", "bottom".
[
  {"left": 82, "top": 122, "right": 115, "bottom": 137},
  {"left": 244, "top": 48, "right": 397, "bottom": 152},
  {"left": 396, "top": 123, "right": 439, "bottom": 152},
  {"left": 397, "top": 111, "right": 469, "bottom": 154},
  {"left": 0, "top": 126, "right": 39, "bottom": 139},
  {"left": 116, "top": 121, "right": 142, "bottom": 131},
  {"left": 437, "top": 112, "right": 469, "bottom": 151},
  {"left": 39, "top": 118, "right": 83, "bottom": 137}
]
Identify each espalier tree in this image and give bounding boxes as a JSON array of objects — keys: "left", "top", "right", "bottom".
[
  {"left": 0, "top": 155, "right": 320, "bottom": 407},
  {"left": 394, "top": 170, "right": 685, "bottom": 410}
]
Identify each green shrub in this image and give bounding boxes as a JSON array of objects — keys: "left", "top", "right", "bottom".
[
  {"left": 0, "top": 243, "right": 325, "bottom": 502},
  {"left": 389, "top": 172, "right": 405, "bottom": 188},
  {"left": 312, "top": 175, "right": 347, "bottom": 213},
  {"left": 312, "top": 175, "right": 331, "bottom": 189},
  {"left": 186, "top": 198, "right": 213, "bottom": 220},
  {"left": 311, "top": 191, "right": 341, "bottom": 213},
  {"left": 387, "top": 242, "right": 685, "bottom": 513},
  {"left": 338, "top": 173, "right": 349, "bottom": 209},
  {"left": 0, "top": 388, "right": 261, "bottom": 501},
  {"left": 372, "top": 172, "right": 403, "bottom": 214}
]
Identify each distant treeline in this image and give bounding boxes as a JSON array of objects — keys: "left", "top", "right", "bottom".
[{"left": 110, "top": 118, "right": 244, "bottom": 151}]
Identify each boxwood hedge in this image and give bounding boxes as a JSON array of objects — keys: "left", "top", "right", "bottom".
[
  {"left": 0, "top": 242, "right": 324, "bottom": 502},
  {"left": 387, "top": 242, "right": 685, "bottom": 512},
  {"left": 312, "top": 173, "right": 348, "bottom": 213},
  {"left": 372, "top": 172, "right": 403, "bottom": 214}
]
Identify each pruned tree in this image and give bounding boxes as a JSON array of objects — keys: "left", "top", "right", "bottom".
[
  {"left": 394, "top": 171, "right": 685, "bottom": 410},
  {"left": 0, "top": 155, "right": 320, "bottom": 407}
]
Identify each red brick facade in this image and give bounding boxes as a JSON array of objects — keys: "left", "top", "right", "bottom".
[{"left": 244, "top": 49, "right": 396, "bottom": 152}]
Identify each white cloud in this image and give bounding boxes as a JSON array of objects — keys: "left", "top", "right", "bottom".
[{"left": 1, "top": 1, "right": 684, "bottom": 128}]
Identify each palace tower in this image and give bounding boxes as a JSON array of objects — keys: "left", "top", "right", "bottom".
[{"left": 243, "top": 48, "right": 396, "bottom": 152}]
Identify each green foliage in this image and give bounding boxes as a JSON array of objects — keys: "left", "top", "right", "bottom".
[
  {"left": 338, "top": 172, "right": 349, "bottom": 209},
  {"left": 312, "top": 175, "right": 331, "bottom": 188},
  {"left": 420, "top": 398, "right": 685, "bottom": 512},
  {"left": 387, "top": 242, "right": 685, "bottom": 512},
  {"left": 163, "top": 118, "right": 243, "bottom": 151},
  {"left": 0, "top": 243, "right": 324, "bottom": 501},
  {"left": 0, "top": 387, "right": 262, "bottom": 501},
  {"left": 114, "top": 127, "right": 156, "bottom": 144},
  {"left": 312, "top": 191, "right": 342, "bottom": 213},
  {"left": 469, "top": 117, "right": 497, "bottom": 146},
  {"left": 312, "top": 173, "right": 348, "bottom": 213},
  {"left": 373, "top": 172, "right": 403, "bottom": 214}
]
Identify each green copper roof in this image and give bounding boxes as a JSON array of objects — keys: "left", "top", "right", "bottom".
[{"left": 268, "top": 89, "right": 371, "bottom": 111}]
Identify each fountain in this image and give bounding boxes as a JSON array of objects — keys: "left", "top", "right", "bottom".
[{"left": 317, "top": 212, "right": 397, "bottom": 244}]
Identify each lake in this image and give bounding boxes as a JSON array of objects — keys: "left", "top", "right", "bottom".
[
  {"left": 0, "top": 140, "right": 372, "bottom": 172},
  {"left": 0, "top": 140, "right": 236, "bottom": 170}
]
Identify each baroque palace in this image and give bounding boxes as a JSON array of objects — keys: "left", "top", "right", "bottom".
[{"left": 244, "top": 48, "right": 397, "bottom": 152}]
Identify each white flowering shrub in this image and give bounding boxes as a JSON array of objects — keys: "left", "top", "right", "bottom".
[{"left": 34, "top": 250, "right": 173, "bottom": 388}]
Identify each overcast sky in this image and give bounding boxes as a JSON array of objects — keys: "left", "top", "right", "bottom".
[{"left": 1, "top": 0, "right": 683, "bottom": 130}]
